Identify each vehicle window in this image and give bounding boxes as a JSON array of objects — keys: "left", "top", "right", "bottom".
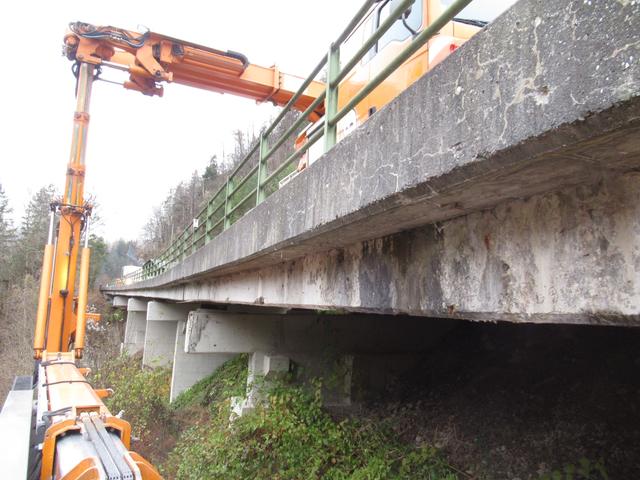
[
  {"left": 440, "top": 0, "right": 517, "bottom": 24},
  {"left": 341, "top": 19, "right": 364, "bottom": 67},
  {"left": 377, "top": 0, "right": 423, "bottom": 52},
  {"left": 362, "top": 16, "right": 376, "bottom": 62}
]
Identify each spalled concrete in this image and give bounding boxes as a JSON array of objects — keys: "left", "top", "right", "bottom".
[{"left": 105, "top": 0, "right": 640, "bottom": 326}]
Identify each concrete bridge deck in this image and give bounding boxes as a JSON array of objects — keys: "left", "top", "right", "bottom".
[{"left": 105, "top": 0, "right": 640, "bottom": 327}]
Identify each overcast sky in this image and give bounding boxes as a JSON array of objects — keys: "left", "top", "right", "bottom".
[
  {"left": 0, "top": 0, "right": 516, "bottom": 242},
  {"left": 0, "top": 0, "right": 362, "bottom": 241}
]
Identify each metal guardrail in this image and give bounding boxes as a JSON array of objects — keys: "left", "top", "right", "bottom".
[{"left": 109, "top": 0, "right": 474, "bottom": 287}]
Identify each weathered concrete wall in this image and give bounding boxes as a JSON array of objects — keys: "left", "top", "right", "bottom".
[
  {"left": 111, "top": 173, "right": 640, "bottom": 325},
  {"left": 143, "top": 321, "right": 177, "bottom": 367},
  {"left": 105, "top": 0, "right": 640, "bottom": 326}
]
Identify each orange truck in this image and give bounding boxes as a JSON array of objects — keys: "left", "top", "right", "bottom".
[
  {"left": 0, "top": 1, "right": 504, "bottom": 478},
  {"left": 297, "top": 0, "right": 487, "bottom": 170}
]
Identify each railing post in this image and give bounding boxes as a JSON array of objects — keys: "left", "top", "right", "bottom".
[
  {"left": 224, "top": 177, "right": 234, "bottom": 230},
  {"left": 324, "top": 42, "right": 340, "bottom": 152},
  {"left": 256, "top": 133, "right": 269, "bottom": 205}
]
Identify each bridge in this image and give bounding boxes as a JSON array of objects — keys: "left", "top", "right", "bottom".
[{"left": 103, "top": 0, "right": 640, "bottom": 405}]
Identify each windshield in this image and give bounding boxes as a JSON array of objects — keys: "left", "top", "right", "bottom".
[{"left": 440, "top": 0, "right": 518, "bottom": 24}]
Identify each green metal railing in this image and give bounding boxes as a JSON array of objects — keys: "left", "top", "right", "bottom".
[{"left": 111, "top": 0, "right": 474, "bottom": 286}]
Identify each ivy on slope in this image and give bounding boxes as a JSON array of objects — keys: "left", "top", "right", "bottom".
[{"left": 166, "top": 376, "right": 457, "bottom": 480}]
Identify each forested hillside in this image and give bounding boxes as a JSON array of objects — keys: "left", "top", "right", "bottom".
[{"left": 140, "top": 110, "right": 301, "bottom": 259}]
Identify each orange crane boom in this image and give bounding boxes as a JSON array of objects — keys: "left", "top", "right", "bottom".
[{"left": 63, "top": 22, "right": 325, "bottom": 118}]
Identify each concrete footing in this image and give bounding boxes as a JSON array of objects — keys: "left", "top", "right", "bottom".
[
  {"left": 232, "top": 351, "right": 356, "bottom": 418},
  {"left": 232, "top": 352, "right": 291, "bottom": 418}
]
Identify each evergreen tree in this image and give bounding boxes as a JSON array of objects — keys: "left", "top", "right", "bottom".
[
  {"left": 0, "top": 184, "right": 15, "bottom": 281},
  {"left": 88, "top": 234, "right": 108, "bottom": 288},
  {"left": 13, "top": 185, "right": 56, "bottom": 278},
  {"left": 0, "top": 184, "right": 16, "bottom": 316}
]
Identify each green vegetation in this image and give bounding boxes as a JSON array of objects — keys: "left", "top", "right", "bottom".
[
  {"left": 95, "top": 354, "right": 459, "bottom": 479},
  {"left": 167, "top": 374, "right": 457, "bottom": 480},
  {"left": 92, "top": 354, "right": 172, "bottom": 438},
  {"left": 539, "top": 459, "right": 609, "bottom": 480},
  {"left": 171, "top": 353, "right": 248, "bottom": 411},
  {"left": 93, "top": 354, "right": 611, "bottom": 480}
]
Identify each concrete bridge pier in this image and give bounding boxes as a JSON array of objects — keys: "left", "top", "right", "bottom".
[
  {"left": 170, "top": 315, "right": 237, "bottom": 402},
  {"left": 112, "top": 295, "right": 128, "bottom": 309},
  {"left": 123, "top": 298, "right": 148, "bottom": 355},
  {"left": 143, "top": 301, "right": 189, "bottom": 367}
]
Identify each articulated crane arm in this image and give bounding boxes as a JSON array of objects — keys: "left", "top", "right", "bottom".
[
  {"left": 25, "top": 21, "right": 326, "bottom": 480},
  {"left": 30, "top": 61, "right": 162, "bottom": 480},
  {"left": 63, "top": 22, "right": 325, "bottom": 118}
]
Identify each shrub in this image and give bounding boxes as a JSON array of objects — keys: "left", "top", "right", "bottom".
[
  {"left": 167, "top": 376, "right": 457, "bottom": 480},
  {"left": 92, "top": 353, "right": 172, "bottom": 438}
]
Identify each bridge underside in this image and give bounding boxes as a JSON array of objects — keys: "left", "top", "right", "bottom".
[{"left": 105, "top": 0, "right": 640, "bottom": 327}]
